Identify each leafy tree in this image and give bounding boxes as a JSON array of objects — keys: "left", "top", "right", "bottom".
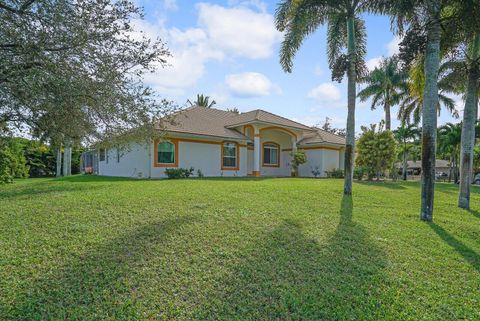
[
  {"left": 0, "top": 137, "right": 29, "bottom": 184},
  {"left": 1, "top": 0, "right": 172, "bottom": 164},
  {"left": 275, "top": 0, "right": 375, "bottom": 195},
  {"left": 187, "top": 94, "right": 216, "bottom": 108},
  {"left": 393, "top": 124, "right": 420, "bottom": 180},
  {"left": 438, "top": 122, "right": 462, "bottom": 183},
  {"left": 356, "top": 124, "right": 397, "bottom": 181},
  {"left": 358, "top": 56, "right": 407, "bottom": 130}
]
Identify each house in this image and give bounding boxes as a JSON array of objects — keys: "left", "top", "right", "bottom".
[
  {"left": 93, "top": 106, "right": 346, "bottom": 178},
  {"left": 396, "top": 160, "right": 451, "bottom": 176}
]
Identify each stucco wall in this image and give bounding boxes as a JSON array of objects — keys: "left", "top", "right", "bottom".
[
  {"left": 298, "top": 148, "right": 342, "bottom": 177},
  {"left": 150, "top": 141, "right": 247, "bottom": 178},
  {"left": 259, "top": 129, "right": 293, "bottom": 176},
  {"left": 98, "top": 142, "right": 150, "bottom": 178}
]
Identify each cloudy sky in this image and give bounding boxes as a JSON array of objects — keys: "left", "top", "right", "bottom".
[{"left": 134, "top": 0, "right": 461, "bottom": 130}]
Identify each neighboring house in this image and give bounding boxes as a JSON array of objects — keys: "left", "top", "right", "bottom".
[
  {"left": 396, "top": 160, "right": 451, "bottom": 176},
  {"left": 93, "top": 106, "right": 345, "bottom": 178}
]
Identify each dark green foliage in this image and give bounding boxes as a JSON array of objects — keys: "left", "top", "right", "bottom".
[
  {"left": 164, "top": 167, "right": 195, "bottom": 179},
  {"left": 353, "top": 166, "right": 367, "bottom": 181},
  {"left": 325, "top": 168, "right": 344, "bottom": 178},
  {"left": 0, "top": 137, "right": 29, "bottom": 183}
]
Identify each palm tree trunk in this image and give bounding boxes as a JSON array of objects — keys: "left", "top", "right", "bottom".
[
  {"left": 458, "top": 34, "right": 480, "bottom": 209},
  {"left": 385, "top": 101, "right": 391, "bottom": 131},
  {"left": 420, "top": 3, "right": 441, "bottom": 222},
  {"left": 344, "top": 16, "right": 356, "bottom": 196},
  {"left": 403, "top": 148, "right": 408, "bottom": 180},
  {"left": 56, "top": 146, "right": 62, "bottom": 177}
]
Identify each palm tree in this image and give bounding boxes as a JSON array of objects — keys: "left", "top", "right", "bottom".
[
  {"left": 275, "top": 0, "right": 375, "bottom": 195},
  {"left": 397, "top": 59, "right": 459, "bottom": 125},
  {"left": 393, "top": 124, "right": 420, "bottom": 180},
  {"left": 358, "top": 56, "right": 407, "bottom": 130},
  {"left": 438, "top": 123, "right": 462, "bottom": 183},
  {"left": 187, "top": 94, "right": 216, "bottom": 108}
]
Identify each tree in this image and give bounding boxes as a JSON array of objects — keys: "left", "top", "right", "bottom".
[
  {"left": 1, "top": 0, "right": 172, "bottom": 161},
  {"left": 438, "top": 122, "right": 462, "bottom": 183},
  {"left": 397, "top": 60, "right": 459, "bottom": 125},
  {"left": 290, "top": 150, "right": 307, "bottom": 177},
  {"left": 319, "top": 117, "right": 346, "bottom": 137},
  {"left": 393, "top": 124, "right": 420, "bottom": 180},
  {"left": 275, "top": 0, "right": 374, "bottom": 195},
  {"left": 187, "top": 94, "right": 216, "bottom": 108},
  {"left": 358, "top": 56, "right": 407, "bottom": 130},
  {"left": 356, "top": 124, "right": 397, "bottom": 180}
]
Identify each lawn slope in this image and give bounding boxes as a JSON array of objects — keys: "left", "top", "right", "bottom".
[{"left": 0, "top": 176, "right": 479, "bottom": 320}]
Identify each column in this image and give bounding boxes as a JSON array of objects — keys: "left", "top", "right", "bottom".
[
  {"left": 253, "top": 127, "right": 261, "bottom": 177},
  {"left": 291, "top": 136, "right": 297, "bottom": 176}
]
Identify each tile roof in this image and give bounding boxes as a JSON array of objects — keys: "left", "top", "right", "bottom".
[
  {"left": 225, "top": 109, "right": 313, "bottom": 131},
  {"left": 297, "top": 129, "right": 346, "bottom": 146},
  {"left": 158, "top": 106, "right": 345, "bottom": 146},
  {"left": 159, "top": 107, "right": 248, "bottom": 140}
]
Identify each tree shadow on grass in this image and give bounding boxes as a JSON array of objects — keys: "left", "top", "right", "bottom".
[
  {"left": 0, "top": 181, "right": 102, "bottom": 201},
  {"left": 4, "top": 216, "right": 195, "bottom": 320},
  {"left": 193, "top": 195, "right": 392, "bottom": 320},
  {"left": 468, "top": 209, "right": 480, "bottom": 220},
  {"left": 429, "top": 223, "right": 480, "bottom": 273}
]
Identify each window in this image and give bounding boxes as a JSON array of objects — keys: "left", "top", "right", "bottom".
[
  {"left": 222, "top": 142, "right": 237, "bottom": 169},
  {"left": 99, "top": 148, "right": 106, "bottom": 162},
  {"left": 157, "top": 141, "right": 175, "bottom": 164},
  {"left": 263, "top": 142, "right": 279, "bottom": 166}
]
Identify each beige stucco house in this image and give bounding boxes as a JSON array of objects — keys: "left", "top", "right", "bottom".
[{"left": 94, "top": 106, "right": 345, "bottom": 178}]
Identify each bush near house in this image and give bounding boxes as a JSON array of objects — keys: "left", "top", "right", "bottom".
[{"left": 165, "top": 167, "right": 195, "bottom": 179}]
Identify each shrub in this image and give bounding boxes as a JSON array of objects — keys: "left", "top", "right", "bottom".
[
  {"left": 0, "top": 137, "right": 29, "bottom": 184},
  {"left": 353, "top": 167, "right": 367, "bottom": 181},
  {"left": 356, "top": 124, "right": 397, "bottom": 181},
  {"left": 290, "top": 150, "right": 307, "bottom": 177},
  {"left": 311, "top": 166, "right": 321, "bottom": 178},
  {"left": 165, "top": 167, "right": 194, "bottom": 179},
  {"left": 325, "top": 168, "right": 344, "bottom": 178}
]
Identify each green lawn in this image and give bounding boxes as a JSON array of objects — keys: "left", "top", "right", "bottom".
[{"left": 0, "top": 176, "right": 479, "bottom": 320}]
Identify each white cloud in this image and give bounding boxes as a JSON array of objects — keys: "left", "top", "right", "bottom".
[
  {"left": 196, "top": 3, "right": 282, "bottom": 59},
  {"left": 387, "top": 36, "right": 401, "bottom": 56},
  {"left": 163, "top": 0, "right": 178, "bottom": 10},
  {"left": 307, "top": 83, "right": 341, "bottom": 102},
  {"left": 366, "top": 57, "right": 382, "bottom": 71},
  {"left": 131, "top": 3, "right": 281, "bottom": 96},
  {"left": 225, "top": 72, "right": 279, "bottom": 98},
  {"left": 227, "top": 0, "right": 267, "bottom": 12},
  {"left": 314, "top": 64, "right": 322, "bottom": 76}
]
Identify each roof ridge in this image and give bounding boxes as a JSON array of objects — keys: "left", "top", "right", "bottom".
[
  {"left": 257, "top": 109, "right": 313, "bottom": 129},
  {"left": 315, "top": 127, "right": 346, "bottom": 139}
]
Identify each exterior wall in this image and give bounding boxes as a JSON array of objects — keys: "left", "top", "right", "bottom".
[
  {"left": 259, "top": 129, "right": 293, "bottom": 176},
  {"left": 150, "top": 140, "right": 247, "bottom": 178},
  {"left": 98, "top": 142, "right": 150, "bottom": 178},
  {"left": 298, "top": 148, "right": 342, "bottom": 177}
]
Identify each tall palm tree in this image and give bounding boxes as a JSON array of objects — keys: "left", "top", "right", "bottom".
[
  {"left": 187, "top": 94, "right": 216, "bottom": 108},
  {"left": 393, "top": 123, "right": 420, "bottom": 180},
  {"left": 275, "top": 0, "right": 374, "bottom": 195},
  {"left": 358, "top": 56, "right": 407, "bottom": 130},
  {"left": 438, "top": 122, "right": 462, "bottom": 183},
  {"left": 378, "top": 0, "right": 453, "bottom": 221},
  {"left": 397, "top": 59, "right": 459, "bottom": 125}
]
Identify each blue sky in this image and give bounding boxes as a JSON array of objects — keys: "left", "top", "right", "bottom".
[{"left": 134, "top": 0, "right": 460, "bottom": 130}]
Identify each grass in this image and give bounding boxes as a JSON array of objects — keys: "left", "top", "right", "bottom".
[{"left": 0, "top": 175, "right": 479, "bottom": 320}]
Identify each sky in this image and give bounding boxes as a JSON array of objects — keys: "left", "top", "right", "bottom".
[{"left": 133, "top": 0, "right": 461, "bottom": 131}]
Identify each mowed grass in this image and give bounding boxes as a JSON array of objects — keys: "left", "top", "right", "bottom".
[{"left": 0, "top": 176, "right": 479, "bottom": 320}]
